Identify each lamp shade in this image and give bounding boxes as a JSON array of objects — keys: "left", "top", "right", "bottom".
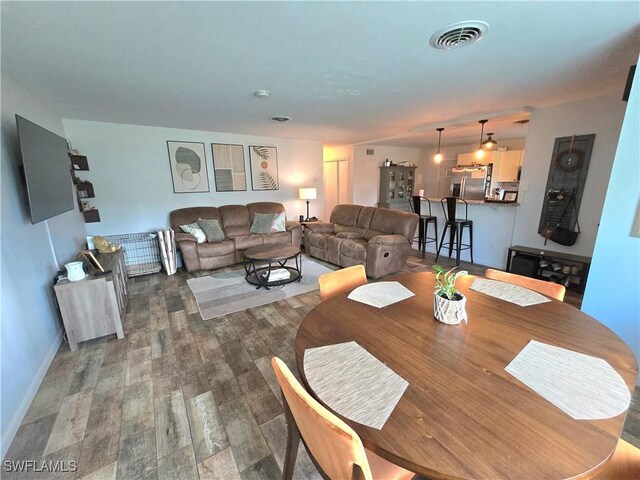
[{"left": 299, "top": 187, "right": 317, "bottom": 200}]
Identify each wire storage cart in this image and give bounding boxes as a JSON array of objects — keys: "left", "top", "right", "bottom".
[{"left": 102, "top": 232, "right": 162, "bottom": 277}]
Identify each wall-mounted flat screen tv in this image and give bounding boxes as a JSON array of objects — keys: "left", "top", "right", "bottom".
[{"left": 16, "top": 115, "right": 75, "bottom": 224}]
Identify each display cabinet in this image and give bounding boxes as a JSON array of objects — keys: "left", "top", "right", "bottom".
[{"left": 378, "top": 165, "right": 416, "bottom": 211}]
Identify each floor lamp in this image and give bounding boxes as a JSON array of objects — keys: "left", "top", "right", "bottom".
[{"left": 299, "top": 187, "right": 317, "bottom": 221}]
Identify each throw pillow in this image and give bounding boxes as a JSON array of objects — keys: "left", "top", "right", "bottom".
[
  {"left": 180, "top": 223, "right": 206, "bottom": 243},
  {"left": 197, "top": 218, "right": 225, "bottom": 242},
  {"left": 250, "top": 213, "right": 276, "bottom": 234},
  {"left": 270, "top": 212, "right": 286, "bottom": 233}
]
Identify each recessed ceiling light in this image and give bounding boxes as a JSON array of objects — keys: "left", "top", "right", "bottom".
[
  {"left": 270, "top": 116, "right": 290, "bottom": 122},
  {"left": 255, "top": 90, "right": 270, "bottom": 98},
  {"left": 430, "top": 21, "right": 489, "bottom": 50}
]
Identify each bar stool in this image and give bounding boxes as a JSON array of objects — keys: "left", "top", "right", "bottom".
[
  {"left": 435, "top": 197, "right": 473, "bottom": 266},
  {"left": 409, "top": 196, "right": 438, "bottom": 258}
]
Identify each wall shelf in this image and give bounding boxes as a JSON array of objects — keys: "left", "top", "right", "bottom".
[
  {"left": 70, "top": 154, "right": 89, "bottom": 171},
  {"left": 83, "top": 209, "right": 101, "bottom": 223},
  {"left": 70, "top": 154, "right": 100, "bottom": 223}
]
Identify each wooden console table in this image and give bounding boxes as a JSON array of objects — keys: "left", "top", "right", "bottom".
[
  {"left": 54, "top": 250, "right": 128, "bottom": 350},
  {"left": 505, "top": 245, "right": 591, "bottom": 294}
]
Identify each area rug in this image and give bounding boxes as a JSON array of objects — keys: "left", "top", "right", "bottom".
[{"left": 187, "top": 256, "right": 334, "bottom": 320}]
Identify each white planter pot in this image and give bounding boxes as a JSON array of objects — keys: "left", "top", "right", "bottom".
[
  {"left": 65, "top": 261, "right": 86, "bottom": 282},
  {"left": 433, "top": 292, "right": 467, "bottom": 325}
]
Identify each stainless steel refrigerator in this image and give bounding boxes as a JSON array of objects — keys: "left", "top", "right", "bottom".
[{"left": 450, "top": 165, "right": 492, "bottom": 201}]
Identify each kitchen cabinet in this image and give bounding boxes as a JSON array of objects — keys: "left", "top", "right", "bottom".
[
  {"left": 457, "top": 151, "right": 500, "bottom": 166},
  {"left": 378, "top": 166, "right": 416, "bottom": 211},
  {"left": 496, "top": 150, "right": 523, "bottom": 182}
]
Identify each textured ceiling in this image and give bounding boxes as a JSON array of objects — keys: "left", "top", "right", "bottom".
[{"left": 2, "top": 2, "right": 638, "bottom": 147}]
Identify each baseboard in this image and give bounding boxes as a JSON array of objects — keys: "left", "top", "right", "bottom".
[{"left": 1, "top": 329, "right": 63, "bottom": 460}]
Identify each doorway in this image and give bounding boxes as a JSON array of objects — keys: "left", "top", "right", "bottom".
[{"left": 324, "top": 158, "right": 349, "bottom": 218}]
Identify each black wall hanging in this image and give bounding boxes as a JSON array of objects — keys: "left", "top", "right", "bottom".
[{"left": 538, "top": 134, "right": 595, "bottom": 240}]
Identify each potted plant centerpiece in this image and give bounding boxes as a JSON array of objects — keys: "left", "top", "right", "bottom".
[{"left": 433, "top": 265, "right": 468, "bottom": 325}]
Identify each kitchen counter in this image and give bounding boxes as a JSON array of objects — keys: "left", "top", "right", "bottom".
[
  {"left": 419, "top": 197, "right": 520, "bottom": 268},
  {"left": 425, "top": 197, "right": 520, "bottom": 207}
]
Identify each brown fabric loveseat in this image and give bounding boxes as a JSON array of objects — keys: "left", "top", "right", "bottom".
[
  {"left": 304, "top": 204, "right": 418, "bottom": 279},
  {"left": 170, "top": 202, "right": 301, "bottom": 272}
]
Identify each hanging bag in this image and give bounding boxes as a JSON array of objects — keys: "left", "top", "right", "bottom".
[{"left": 542, "top": 190, "right": 580, "bottom": 246}]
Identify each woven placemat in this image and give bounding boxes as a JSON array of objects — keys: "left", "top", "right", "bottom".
[
  {"left": 505, "top": 340, "right": 630, "bottom": 420},
  {"left": 304, "top": 341, "right": 408, "bottom": 429},
  {"left": 470, "top": 278, "right": 551, "bottom": 306},
  {"left": 347, "top": 281, "right": 414, "bottom": 308}
]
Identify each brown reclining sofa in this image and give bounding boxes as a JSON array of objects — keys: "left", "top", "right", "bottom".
[
  {"left": 169, "top": 202, "right": 301, "bottom": 272},
  {"left": 304, "top": 204, "right": 418, "bottom": 279}
]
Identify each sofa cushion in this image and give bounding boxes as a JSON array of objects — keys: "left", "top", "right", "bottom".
[
  {"left": 336, "top": 231, "right": 364, "bottom": 240},
  {"left": 180, "top": 223, "right": 206, "bottom": 243},
  {"left": 308, "top": 232, "right": 331, "bottom": 250},
  {"left": 197, "top": 218, "right": 225, "bottom": 242},
  {"left": 357, "top": 207, "right": 376, "bottom": 230},
  {"left": 196, "top": 239, "right": 235, "bottom": 257},
  {"left": 250, "top": 213, "right": 276, "bottom": 234},
  {"left": 231, "top": 234, "right": 263, "bottom": 250},
  {"left": 170, "top": 207, "right": 221, "bottom": 229},
  {"left": 365, "top": 208, "right": 417, "bottom": 241},
  {"left": 330, "top": 204, "right": 363, "bottom": 230},
  {"left": 271, "top": 212, "right": 286, "bottom": 232},
  {"left": 247, "top": 202, "right": 286, "bottom": 217},
  {"left": 261, "top": 231, "right": 291, "bottom": 246},
  {"left": 220, "top": 205, "right": 251, "bottom": 237},
  {"left": 340, "top": 239, "right": 368, "bottom": 261}
]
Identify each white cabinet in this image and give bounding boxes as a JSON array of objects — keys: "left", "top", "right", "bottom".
[
  {"left": 457, "top": 151, "right": 500, "bottom": 166},
  {"left": 496, "top": 150, "right": 523, "bottom": 182},
  {"left": 457, "top": 150, "right": 524, "bottom": 183}
]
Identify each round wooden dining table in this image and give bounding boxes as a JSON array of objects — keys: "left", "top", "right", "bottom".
[{"left": 294, "top": 272, "right": 638, "bottom": 480}]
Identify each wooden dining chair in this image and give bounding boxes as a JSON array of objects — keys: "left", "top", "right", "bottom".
[
  {"left": 592, "top": 439, "right": 640, "bottom": 479},
  {"left": 484, "top": 268, "right": 566, "bottom": 301},
  {"left": 318, "top": 264, "right": 367, "bottom": 301},
  {"left": 271, "top": 356, "right": 415, "bottom": 480}
]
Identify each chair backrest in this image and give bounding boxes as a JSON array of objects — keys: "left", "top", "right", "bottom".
[
  {"left": 271, "top": 357, "right": 373, "bottom": 480},
  {"left": 411, "top": 196, "right": 433, "bottom": 217},
  {"left": 318, "top": 265, "right": 367, "bottom": 301},
  {"left": 441, "top": 197, "right": 468, "bottom": 222},
  {"left": 485, "top": 268, "right": 566, "bottom": 301},
  {"left": 592, "top": 438, "right": 640, "bottom": 479}
]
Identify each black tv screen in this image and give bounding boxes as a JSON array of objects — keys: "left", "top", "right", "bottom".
[{"left": 16, "top": 115, "right": 75, "bottom": 224}]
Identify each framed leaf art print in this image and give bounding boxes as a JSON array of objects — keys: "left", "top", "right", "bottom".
[{"left": 249, "top": 145, "right": 279, "bottom": 190}]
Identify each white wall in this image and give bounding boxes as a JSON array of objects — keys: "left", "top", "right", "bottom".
[
  {"left": 582, "top": 63, "right": 639, "bottom": 382},
  {"left": 1, "top": 76, "right": 86, "bottom": 457},
  {"left": 512, "top": 94, "right": 626, "bottom": 256},
  {"left": 62, "top": 120, "right": 324, "bottom": 235},
  {"left": 352, "top": 145, "right": 423, "bottom": 206}
]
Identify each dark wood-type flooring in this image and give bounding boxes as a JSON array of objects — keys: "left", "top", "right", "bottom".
[{"left": 4, "top": 250, "right": 639, "bottom": 479}]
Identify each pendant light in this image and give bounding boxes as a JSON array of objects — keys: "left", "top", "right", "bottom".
[
  {"left": 433, "top": 127, "right": 445, "bottom": 163},
  {"left": 475, "top": 119, "right": 488, "bottom": 159},
  {"left": 482, "top": 132, "right": 497, "bottom": 150}
]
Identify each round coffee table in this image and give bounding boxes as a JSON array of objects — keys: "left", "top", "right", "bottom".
[{"left": 243, "top": 245, "right": 302, "bottom": 289}]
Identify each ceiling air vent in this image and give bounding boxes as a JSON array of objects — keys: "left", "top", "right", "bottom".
[
  {"left": 429, "top": 21, "right": 489, "bottom": 50},
  {"left": 270, "top": 116, "right": 290, "bottom": 122}
]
